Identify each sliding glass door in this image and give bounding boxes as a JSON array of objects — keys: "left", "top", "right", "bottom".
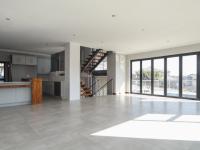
[
  {"left": 182, "top": 55, "right": 197, "bottom": 98},
  {"left": 154, "top": 59, "right": 164, "bottom": 95},
  {"left": 131, "top": 61, "right": 140, "bottom": 93},
  {"left": 131, "top": 52, "right": 199, "bottom": 100},
  {"left": 142, "top": 60, "right": 151, "bottom": 94},
  {"left": 167, "top": 57, "right": 179, "bottom": 97}
]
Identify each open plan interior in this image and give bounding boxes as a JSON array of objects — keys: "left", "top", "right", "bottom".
[{"left": 1, "top": 0, "right": 200, "bottom": 150}]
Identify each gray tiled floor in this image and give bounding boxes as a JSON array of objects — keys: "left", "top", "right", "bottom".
[{"left": 1, "top": 95, "right": 200, "bottom": 150}]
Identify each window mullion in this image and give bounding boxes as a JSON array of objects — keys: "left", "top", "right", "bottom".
[{"left": 179, "top": 56, "right": 182, "bottom": 98}]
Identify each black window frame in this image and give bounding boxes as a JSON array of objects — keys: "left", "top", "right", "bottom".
[{"left": 130, "top": 51, "right": 200, "bottom": 100}]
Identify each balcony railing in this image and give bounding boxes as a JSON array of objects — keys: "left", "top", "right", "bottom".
[{"left": 132, "top": 80, "right": 196, "bottom": 96}]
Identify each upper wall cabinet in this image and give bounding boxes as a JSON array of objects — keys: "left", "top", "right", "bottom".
[
  {"left": 51, "top": 51, "right": 65, "bottom": 72},
  {"left": 12, "top": 55, "right": 26, "bottom": 65},
  {"left": 25, "top": 56, "right": 37, "bottom": 66},
  {"left": 12, "top": 54, "right": 37, "bottom": 66}
]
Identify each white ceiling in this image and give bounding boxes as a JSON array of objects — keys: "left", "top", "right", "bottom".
[{"left": 1, "top": 0, "right": 200, "bottom": 54}]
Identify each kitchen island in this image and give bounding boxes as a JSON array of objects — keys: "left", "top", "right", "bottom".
[{"left": 0, "top": 82, "right": 32, "bottom": 107}]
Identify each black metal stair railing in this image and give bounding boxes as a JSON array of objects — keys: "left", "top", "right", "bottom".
[
  {"left": 88, "top": 79, "right": 99, "bottom": 95},
  {"left": 93, "top": 79, "right": 113, "bottom": 96}
]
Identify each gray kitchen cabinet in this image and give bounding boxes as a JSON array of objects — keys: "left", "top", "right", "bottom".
[
  {"left": 51, "top": 51, "right": 65, "bottom": 71},
  {"left": 43, "top": 81, "right": 54, "bottom": 96},
  {"left": 12, "top": 55, "right": 26, "bottom": 65},
  {"left": 12, "top": 55, "right": 37, "bottom": 65},
  {"left": 25, "top": 56, "right": 37, "bottom": 66}
]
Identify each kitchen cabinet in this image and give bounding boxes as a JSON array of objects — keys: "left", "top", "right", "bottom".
[
  {"left": 42, "top": 81, "right": 54, "bottom": 96},
  {"left": 25, "top": 56, "right": 37, "bottom": 66},
  {"left": 59, "top": 51, "right": 65, "bottom": 71},
  {"left": 54, "top": 82, "right": 61, "bottom": 96},
  {"left": 42, "top": 81, "right": 61, "bottom": 96},
  {"left": 12, "top": 54, "right": 37, "bottom": 66},
  {"left": 51, "top": 51, "right": 65, "bottom": 72},
  {"left": 12, "top": 55, "right": 26, "bottom": 65},
  {"left": 51, "top": 53, "right": 59, "bottom": 72}
]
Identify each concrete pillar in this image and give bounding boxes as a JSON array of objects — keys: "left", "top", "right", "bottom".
[
  {"left": 107, "top": 52, "right": 116, "bottom": 94},
  {"left": 107, "top": 52, "right": 126, "bottom": 95},
  {"left": 61, "top": 42, "right": 80, "bottom": 100}
]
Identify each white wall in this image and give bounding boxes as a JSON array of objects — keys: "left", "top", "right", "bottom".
[
  {"left": 126, "top": 43, "right": 200, "bottom": 92},
  {"left": 116, "top": 54, "right": 126, "bottom": 94},
  {"left": 69, "top": 42, "right": 80, "bottom": 100},
  {"left": 61, "top": 42, "right": 80, "bottom": 100}
]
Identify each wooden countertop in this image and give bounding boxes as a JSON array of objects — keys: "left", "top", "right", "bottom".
[{"left": 0, "top": 82, "right": 31, "bottom": 88}]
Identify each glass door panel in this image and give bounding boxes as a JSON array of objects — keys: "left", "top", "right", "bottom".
[
  {"left": 132, "top": 61, "right": 140, "bottom": 93},
  {"left": 167, "top": 57, "right": 179, "bottom": 97},
  {"left": 142, "top": 60, "right": 151, "bottom": 94},
  {"left": 154, "top": 59, "right": 164, "bottom": 95},
  {"left": 182, "top": 55, "right": 197, "bottom": 98}
]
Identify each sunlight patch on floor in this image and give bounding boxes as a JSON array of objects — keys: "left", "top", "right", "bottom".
[
  {"left": 175, "top": 115, "right": 200, "bottom": 123},
  {"left": 92, "top": 114, "right": 200, "bottom": 141},
  {"left": 135, "top": 114, "right": 175, "bottom": 121}
]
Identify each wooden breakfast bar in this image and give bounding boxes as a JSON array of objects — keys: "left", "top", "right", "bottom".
[
  {"left": 0, "top": 82, "right": 32, "bottom": 89},
  {"left": 0, "top": 78, "right": 42, "bottom": 107}
]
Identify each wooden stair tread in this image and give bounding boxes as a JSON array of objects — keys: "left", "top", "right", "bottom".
[
  {"left": 80, "top": 81, "right": 93, "bottom": 97},
  {"left": 81, "top": 50, "right": 108, "bottom": 73}
]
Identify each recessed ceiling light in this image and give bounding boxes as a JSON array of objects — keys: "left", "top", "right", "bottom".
[
  {"left": 5, "top": 18, "right": 11, "bottom": 21},
  {"left": 112, "top": 14, "right": 116, "bottom": 18},
  {"left": 141, "top": 28, "right": 145, "bottom": 31}
]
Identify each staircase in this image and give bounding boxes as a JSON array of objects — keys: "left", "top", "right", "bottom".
[
  {"left": 80, "top": 81, "right": 92, "bottom": 97},
  {"left": 81, "top": 49, "right": 108, "bottom": 73},
  {"left": 80, "top": 49, "right": 109, "bottom": 97}
]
